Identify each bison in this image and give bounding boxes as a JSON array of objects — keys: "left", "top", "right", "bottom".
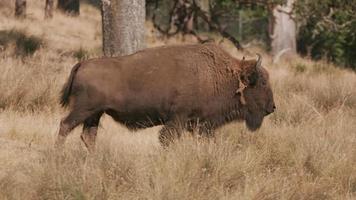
[{"left": 55, "top": 43, "right": 275, "bottom": 150}]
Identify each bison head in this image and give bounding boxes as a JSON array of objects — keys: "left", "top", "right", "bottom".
[{"left": 236, "top": 54, "right": 275, "bottom": 131}]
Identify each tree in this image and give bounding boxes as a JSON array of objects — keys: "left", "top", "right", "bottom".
[
  {"left": 269, "top": 0, "right": 297, "bottom": 61},
  {"left": 212, "top": 0, "right": 295, "bottom": 59},
  {"left": 45, "top": 0, "right": 54, "bottom": 18},
  {"left": 101, "top": 0, "right": 146, "bottom": 57},
  {"left": 148, "top": 0, "right": 243, "bottom": 49},
  {"left": 147, "top": 0, "right": 298, "bottom": 53},
  {"left": 58, "top": 0, "right": 80, "bottom": 15},
  {"left": 15, "top": 0, "right": 26, "bottom": 18},
  {"left": 295, "top": 0, "right": 356, "bottom": 69}
]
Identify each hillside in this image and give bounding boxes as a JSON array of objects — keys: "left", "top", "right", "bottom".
[{"left": 0, "top": 2, "right": 356, "bottom": 199}]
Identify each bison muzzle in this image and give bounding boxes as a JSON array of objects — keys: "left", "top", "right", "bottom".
[{"left": 55, "top": 43, "right": 275, "bottom": 151}]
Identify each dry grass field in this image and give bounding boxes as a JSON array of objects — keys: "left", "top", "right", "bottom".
[{"left": 0, "top": 1, "right": 356, "bottom": 200}]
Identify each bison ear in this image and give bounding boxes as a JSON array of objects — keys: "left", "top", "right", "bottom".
[{"left": 242, "top": 54, "right": 261, "bottom": 86}]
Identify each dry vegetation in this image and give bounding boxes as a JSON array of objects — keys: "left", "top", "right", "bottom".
[{"left": 0, "top": 1, "right": 356, "bottom": 200}]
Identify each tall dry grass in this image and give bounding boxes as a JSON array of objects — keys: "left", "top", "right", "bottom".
[{"left": 0, "top": 2, "right": 356, "bottom": 200}]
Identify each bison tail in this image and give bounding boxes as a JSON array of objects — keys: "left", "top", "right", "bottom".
[{"left": 60, "top": 63, "right": 81, "bottom": 107}]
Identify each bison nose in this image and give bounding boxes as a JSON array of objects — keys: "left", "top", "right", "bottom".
[{"left": 265, "top": 105, "right": 276, "bottom": 115}]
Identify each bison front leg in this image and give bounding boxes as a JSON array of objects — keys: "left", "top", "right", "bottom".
[
  {"left": 197, "top": 123, "right": 216, "bottom": 138},
  {"left": 186, "top": 121, "right": 216, "bottom": 140},
  {"left": 80, "top": 112, "right": 102, "bottom": 152},
  {"left": 158, "top": 121, "right": 186, "bottom": 147}
]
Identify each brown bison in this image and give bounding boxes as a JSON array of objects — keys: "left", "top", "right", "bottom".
[{"left": 55, "top": 43, "right": 275, "bottom": 150}]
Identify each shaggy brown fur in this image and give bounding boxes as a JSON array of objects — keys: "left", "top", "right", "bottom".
[{"left": 56, "top": 43, "right": 275, "bottom": 150}]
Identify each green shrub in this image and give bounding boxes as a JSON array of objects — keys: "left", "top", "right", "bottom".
[
  {"left": 295, "top": 0, "right": 356, "bottom": 69},
  {"left": 0, "top": 29, "right": 43, "bottom": 56},
  {"left": 294, "top": 63, "right": 306, "bottom": 74},
  {"left": 73, "top": 47, "right": 89, "bottom": 61},
  {"left": 15, "top": 35, "right": 42, "bottom": 56}
]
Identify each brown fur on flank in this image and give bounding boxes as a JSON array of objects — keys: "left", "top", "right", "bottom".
[{"left": 55, "top": 43, "right": 275, "bottom": 150}]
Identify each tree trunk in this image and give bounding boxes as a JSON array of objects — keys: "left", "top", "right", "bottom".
[
  {"left": 270, "top": 0, "right": 296, "bottom": 61},
  {"left": 15, "top": 0, "right": 26, "bottom": 18},
  {"left": 58, "top": 0, "right": 80, "bottom": 15},
  {"left": 45, "top": 0, "right": 54, "bottom": 18},
  {"left": 101, "top": 0, "right": 145, "bottom": 57}
]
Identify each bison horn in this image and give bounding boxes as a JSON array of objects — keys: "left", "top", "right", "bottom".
[{"left": 256, "top": 53, "right": 262, "bottom": 68}]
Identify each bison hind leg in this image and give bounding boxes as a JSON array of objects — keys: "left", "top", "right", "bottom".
[
  {"left": 80, "top": 112, "right": 103, "bottom": 152},
  {"left": 55, "top": 108, "right": 100, "bottom": 149}
]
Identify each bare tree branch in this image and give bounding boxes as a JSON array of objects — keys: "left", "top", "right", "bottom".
[
  {"left": 150, "top": 0, "right": 244, "bottom": 50},
  {"left": 194, "top": 4, "right": 243, "bottom": 50}
]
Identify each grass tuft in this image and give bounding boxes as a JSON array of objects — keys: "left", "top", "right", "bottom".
[{"left": 0, "top": 29, "right": 43, "bottom": 56}]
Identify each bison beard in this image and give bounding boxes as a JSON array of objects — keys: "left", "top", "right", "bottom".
[
  {"left": 55, "top": 43, "right": 275, "bottom": 151},
  {"left": 245, "top": 112, "right": 264, "bottom": 131}
]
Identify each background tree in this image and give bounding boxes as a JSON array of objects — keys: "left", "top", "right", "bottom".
[
  {"left": 101, "top": 0, "right": 146, "bottom": 57},
  {"left": 210, "top": 0, "right": 294, "bottom": 58},
  {"left": 269, "top": 0, "right": 296, "bottom": 61},
  {"left": 147, "top": 0, "right": 245, "bottom": 49},
  {"left": 295, "top": 0, "right": 356, "bottom": 69},
  {"left": 146, "top": 0, "right": 291, "bottom": 52},
  {"left": 58, "top": 0, "right": 80, "bottom": 15},
  {"left": 45, "top": 0, "right": 54, "bottom": 18},
  {"left": 15, "top": 0, "right": 26, "bottom": 17}
]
